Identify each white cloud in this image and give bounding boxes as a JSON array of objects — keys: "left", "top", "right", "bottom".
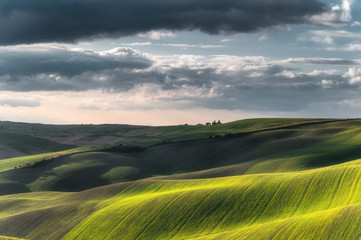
[
  {"left": 326, "top": 44, "right": 361, "bottom": 51},
  {"left": 307, "top": 30, "right": 361, "bottom": 38},
  {"left": 321, "top": 79, "right": 334, "bottom": 88},
  {"left": 351, "top": 21, "right": 361, "bottom": 27},
  {"left": 137, "top": 31, "right": 176, "bottom": 40},
  {"left": 313, "top": 35, "right": 334, "bottom": 45},
  {"left": 276, "top": 71, "right": 296, "bottom": 78},
  {"left": 299, "top": 29, "right": 361, "bottom": 45},
  {"left": 124, "top": 42, "right": 225, "bottom": 49},
  {"left": 149, "top": 54, "right": 270, "bottom": 75},
  {"left": 220, "top": 39, "right": 234, "bottom": 43},
  {"left": 1, "top": 44, "right": 360, "bottom": 119},
  {"left": 160, "top": 43, "right": 225, "bottom": 49},
  {"left": 122, "top": 42, "right": 153, "bottom": 46},
  {"left": 343, "top": 68, "right": 361, "bottom": 84},
  {"left": 309, "top": 0, "right": 354, "bottom": 27}
]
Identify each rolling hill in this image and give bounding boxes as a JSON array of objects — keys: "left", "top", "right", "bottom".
[{"left": 1, "top": 118, "right": 361, "bottom": 239}]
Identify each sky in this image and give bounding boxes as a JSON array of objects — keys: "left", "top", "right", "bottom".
[{"left": 0, "top": 0, "right": 361, "bottom": 125}]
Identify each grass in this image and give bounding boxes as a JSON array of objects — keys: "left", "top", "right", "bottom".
[
  {"left": 12, "top": 118, "right": 338, "bottom": 146},
  {"left": 2, "top": 158, "right": 361, "bottom": 239},
  {"left": 0, "top": 131, "right": 73, "bottom": 160},
  {"left": 61, "top": 159, "right": 361, "bottom": 239},
  {"left": 0, "top": 236, "right": 26, "bottom": 240},
  {"left": 0, "top": 118, "right": 359, "bottom": 195},
  {"left": 127, "top": 118, "right": 338, "bottom": 144},
  {"left": 2, "top": 118, "right": 361, "bottom": 239},
  {"left": 0, "top": 145, "right": 110, "bottom": 173}
]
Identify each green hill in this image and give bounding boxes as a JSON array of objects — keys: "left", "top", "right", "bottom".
[
  {"left": 0, "top": 132, "right": 74, "bottom": 160},
  {"left": 2, "top": 158, "right": 361, "bottom": 239},
  {"left": 2, "top": 118, "right": 361, "bottom": 239},
  {"left": 0, "top": 118, "right": 355, "bottom": 194},
  {"left": 0, "top": 118, "right": 334, "bottom": 147}
]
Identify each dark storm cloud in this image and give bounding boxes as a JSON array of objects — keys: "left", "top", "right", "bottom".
[{"left": 0, "top": 0, "right": 328, "bottom": 45}]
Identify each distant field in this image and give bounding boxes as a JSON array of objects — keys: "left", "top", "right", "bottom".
[
  {"left": 0, "top": 118, "right": 353, "bottom": 194},
  {"left": 2, "top": 118, "right": 361, "bottom": 239},
  {"left": 0, "top": 118, "right": 335, "bottom": 160},
  {"left": 0, "top": 118, "right": 338, "bottom": 147}
]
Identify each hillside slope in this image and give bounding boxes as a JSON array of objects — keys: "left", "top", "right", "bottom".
[
  {"left": 1, "top": 118, "right": 361, "bottom": 239},
  {"left": 0, "top": 118, "right": 359, "bottom": 194},
  {"left": 1, "top": 118, "right": 333, "bottom": 147},
  {"left": 1, "top": 158, "right": 361, "bottom": 239},
  {"left": 0, "top": 132, "right": 73, "bottom": 160}
]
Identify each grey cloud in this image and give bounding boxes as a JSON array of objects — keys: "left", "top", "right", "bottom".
[
  {"left": 0, "top": 99, "right": 40, "bottom": 107},
  {"left": 283, "top": 58, "right": 360, "bottom": 65},
  {"left": 0, "top": 47, "right": 151, "bottom": 78},
  {"left": 125, "top": 42, "right": 226, "bottom": 49},
  {"left": 154, "top": 63, "right": 354, "bottom": 112},
  {"left": 0, "top": 46, "right": 152, "bottom": 91},
  {"left": 0, "top": 47, "right": 358, "bottom": 112},
  {"left": 0, "top": 0, "right": 328, "bottom": 45},
  {"left": 138, "top": 62, "right": 355, "bottom": 112}
]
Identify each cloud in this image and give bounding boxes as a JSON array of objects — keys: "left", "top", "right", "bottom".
[
  {"left": 0, "top": 0, "right": 328, "bottom": 45},
  {"left": 137, "top": 31, "right": 176, "bottom": 40},
  {"left": 308, "top": 0, "right": 354, "bottom": 26},
  {"left": 125, "top": 42, "right": 226, "bottom": 49},
  {"left": 343, "top": 68, "right": 361, "bottom": 84},
  {"left": 0, "top": 45, "right": 151, "bottom": 77},
  {"left": 0, "top": 45, "right": 359, "bottom": 112},
  {"left": 0, "top": 98, "right": 40, "bottom": 107},
  {"left": 351, "top": 21, "right": 361, "bottom": 27},
  {"left": 125, "top": 42, "right": 153, "bottom": 46},
  {"left": 326, "top": 44, "right": 361, "bottom": 51},
  {"left": 78, "top": 103, "right": 101, "bottom": 110},
  {"left": 305, "top": 30, "right": 361, "bottom": 39},
  {"left": 0, "top": 91, "right": 261, "bottom": 125},
  {"left": 299, "top": 29, "right": 361, "bottom": 45},
  {"left": 280, "top": 58, "right": 360, "bottom": 65},
  {"left": 221, "top": 39, "right": 234, "bottom": 43},
  {"left": 0, "top": 45, "right": 152, "bottom": 91}
]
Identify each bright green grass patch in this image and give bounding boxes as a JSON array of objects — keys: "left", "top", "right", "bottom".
[
  {"left": 2, "top": 158, "right": 361, "bottom": 239},
  {"left": 0, "top": 236, "right": 26, "bottom": 240},
  {"left": 14, "top": 158, "right": 348, "bottom": 239},
  {"left": 0, "top": 192, "right": 70, "bottom": 218},
  {"left": 189, "top": 203, "right": 361, "bottom": 240},
  {"left": 58, "top": 159, "right": 361, "bottom": 239},
  {"left": 0, "top": 145, "right": 110, "bottom": 173},
  {"left": 2, "top": 118, "right": 361, "bottom": 239}
]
